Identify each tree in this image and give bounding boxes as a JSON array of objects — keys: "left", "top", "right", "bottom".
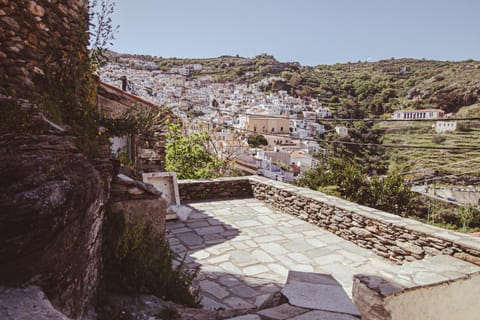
[
  {"left": 458, "top": 205, "right": 479, "bottom": 231},
  {"left": 327, "top": 121, "right": 388, "bottom": 175},
  {"left": 368, "top": 174, "right": 414, "bottom": 216},
  {"left": 211, "top": 98, "right": 219, "bottom": 109},
  {"left": 247, "top": 134, "right": 268, "bottom": 148},
  {"left": 296, "top": 158, "right": 413, "bottom": 216},
  {"left": 165, "top": 124, "right": 226, "bottom": 179},
  {"left": 89, "top": 0, "right": 119, "bottom": 65}
]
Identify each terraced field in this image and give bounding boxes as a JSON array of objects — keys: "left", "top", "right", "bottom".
[
  {"left": 378, "top": 104, "right": 480, "bottom": 180},
  {"left": 382, "top": 126, "right": 480, "bottom": 180}
]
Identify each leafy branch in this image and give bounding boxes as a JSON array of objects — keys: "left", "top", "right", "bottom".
[{"left": 89, "top": 0, "right": 119, "bottom": 65}]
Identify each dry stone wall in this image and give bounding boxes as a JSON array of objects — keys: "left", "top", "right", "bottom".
[
  {"left": 249, "top": 176, "right": 480, "bottom": 265},
  {"left": 0, "top": 2, "right": 108, "bottom": 319},
  {"left": 0, "top": 0, "right": 89, "bottom": 99}
]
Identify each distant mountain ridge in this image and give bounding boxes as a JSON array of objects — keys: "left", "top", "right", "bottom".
[{"left": 106, "top": 50, "right": 480, "bottom": 116}]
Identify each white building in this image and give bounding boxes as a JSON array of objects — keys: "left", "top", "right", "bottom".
[
  {"left": 335, "top": 126, "right": 349, "bottom": 137},
  {"left": 316, "top": 107, "right": 332, "bottom": 118},
  {"left": 392, "top": 109, "right": 444, "bottom": 120},
  {"left": 435, "top": 121, "right": 457, "bottom": 133}
]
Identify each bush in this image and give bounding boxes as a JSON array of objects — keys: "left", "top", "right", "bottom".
[
  {"left": 457, "top": 122, "right": 473, "bottom": 132},
  {"left": 432, "top": 135, "right": 446, "bottom": 144},
  {"left": 296, "top": 158, "right": 414, "bottom": 216},
  {"left": 102, "top": 209, "right": 201, "bottom": 307},
  {"left": 459, "top": 205, "right": 480, "bottom": 231}
]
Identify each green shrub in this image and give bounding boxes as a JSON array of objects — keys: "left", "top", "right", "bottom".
[
  {"left": 459, "top": 205, "right": 480, "bottom": 231},
  {"left": 457, "top": 122, "right": 473, "bottom": 132},
  {"left": 102, "top": 209, "right": 201, "bottom": 307},
  {"left": 432, "top": 135, "right": 446, "bottom": 144}
]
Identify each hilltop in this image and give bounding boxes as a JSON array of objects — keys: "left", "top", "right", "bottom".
[{"left": 107, "top": 51, "right": 480, "bottom": 116}]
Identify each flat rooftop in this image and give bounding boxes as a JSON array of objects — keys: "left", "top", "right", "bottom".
[{"left": 166, "top": 198, "right": 480, "bottom": 310}]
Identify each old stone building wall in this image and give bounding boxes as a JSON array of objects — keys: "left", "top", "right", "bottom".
[
  {"left": 0, "top": 2, "right": 113, "bottom": 319},
  {"left": 0, "top": 0, "right": 89, "bottom": 99}
]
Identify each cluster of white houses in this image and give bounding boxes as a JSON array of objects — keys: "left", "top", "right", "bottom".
[{"left": 100, "top": 60, "right": 464, "bottom": 182}]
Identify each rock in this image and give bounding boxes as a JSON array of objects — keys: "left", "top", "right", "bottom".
[
  {"left": 352, "top": 275, "right": 403, "bottom": 320},
  {"left": 350, "top": 226, "right": 372, "bottom": 237},
  {"left": 0, "top": 286, "right": 71, "bottom": 320},
  {"left": 291, "top": 310, "right": 360, "bottom": 320},
  {"left": 454, "top": 252, "right": 480, "bottom": 266},
  {"left": 117, "top": 173, "right": 136, "bottom": 185},
  {"left": 1, "top": 16, "right": 20, "bottom": 31},
  {"left": 281, "top": 271, "right": 360, "bottom": 317},
  {"left": 98, "top": 293, "right": 251, "bottom": 320},
  {"left": 395, "top": 241, "right": 424, "bottom": 255},
  {"left": 0, "top": 133, "right": 112, "bottom": 319},
  {"left": 127, "top": 186, "right": 145, "bottom": 195},
  {"left": 227, "top": 315, "right": 261, "bottom": 320},
  {"left": 257, "top": 303, "right": 309, "bottom": 319},
  {"left": 28, "top": 1, "right": 45, "bottom": 17}
]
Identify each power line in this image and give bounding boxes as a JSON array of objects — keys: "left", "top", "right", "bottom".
[
  {"left": 206, "top": 105, "right": 480, "bottom": 122},
  {"left": 218, "top": 124, "right": 480, "bottom": 151}
]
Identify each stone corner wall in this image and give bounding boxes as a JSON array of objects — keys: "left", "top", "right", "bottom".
[
  {"left": 0, "top": 0, "right": 89, "bottom": 99},
  {"left": 110, "top": 198, "right": 167, "bottom": 237},
  {"left": 352, "top": 272, "right": 480, "bottom": 320}
]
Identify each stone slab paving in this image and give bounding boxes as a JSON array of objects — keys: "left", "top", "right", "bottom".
[
  {"left": 166, "top": 198, "right": 480, "bottom": 311},
  {"left": 166, "top": 199, "right": 394, "bottom": 310}
]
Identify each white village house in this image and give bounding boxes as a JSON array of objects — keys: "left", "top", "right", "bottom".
[{"left": 392, "top": 108, "right": 444, "bottom": 120}]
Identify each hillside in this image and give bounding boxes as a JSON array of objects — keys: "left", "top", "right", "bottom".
[
  {"left": 109, "top": 52, "right": 480, "bottom": 116},
  {"left": 105, "top": 52, "right": 480, "bottom": 181}
]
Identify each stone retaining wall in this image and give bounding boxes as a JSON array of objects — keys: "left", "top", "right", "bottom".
[
  {"left": 249, "top": 176, "right": 480, "bottom": 265},
  {"left": 179, "top": 176, "right": 480, "bottom": 266},
  {"left": 178, "top": 177, "right": 253, "bottom": 202}
]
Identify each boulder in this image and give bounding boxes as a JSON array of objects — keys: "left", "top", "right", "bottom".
[
  {"left": 0, "top": 132, "right": 112, "bottom": 319},
  {"left": 0, "top": 286, "right": 71, "bottom": 320}
]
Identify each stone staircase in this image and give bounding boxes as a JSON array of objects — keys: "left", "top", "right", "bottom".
[{"left": 228, "top": 271, "right": 360, "bottom": 320}]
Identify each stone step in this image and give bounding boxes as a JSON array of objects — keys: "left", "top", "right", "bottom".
[{"left": 280, "top": 271, "right": 361, "bottom": 318}]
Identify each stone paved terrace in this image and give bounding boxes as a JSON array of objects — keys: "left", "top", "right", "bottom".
[{"left": 166, "top": 198, "right": 480, "bottom": 311}]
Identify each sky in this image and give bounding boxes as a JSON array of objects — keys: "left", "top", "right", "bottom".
[{"left": 105, "top": 0, "right": 480, "bottom": 66}]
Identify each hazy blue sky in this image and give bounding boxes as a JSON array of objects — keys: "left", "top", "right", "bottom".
[{"left": 107, "top": 0, "right": 480, "bottom": 66}]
